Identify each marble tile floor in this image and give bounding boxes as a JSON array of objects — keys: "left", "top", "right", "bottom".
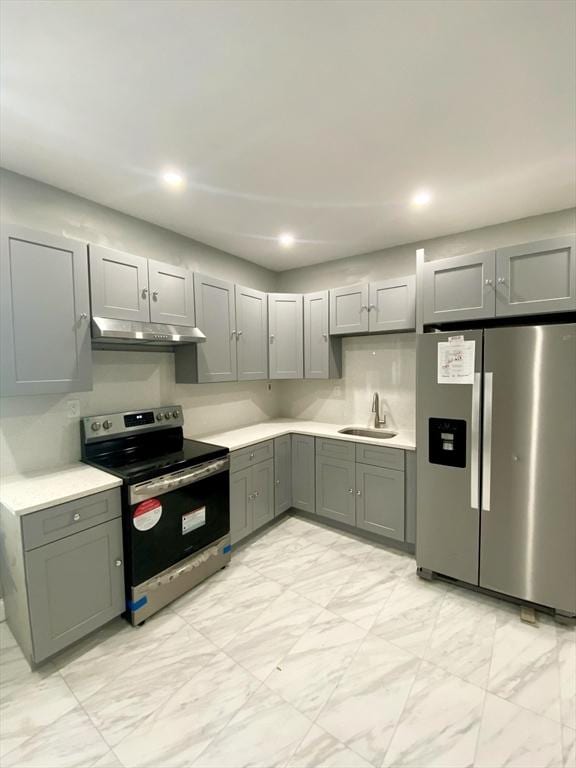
[{"left": 0, "top": 514, "right": 574, "bottom": 768}]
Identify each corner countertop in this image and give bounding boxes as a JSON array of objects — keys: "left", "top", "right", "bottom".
[
  {"left": 0, "top": 464, "right": 122, "bottom": 517},
  {"left": 189, "top": 419, "right": 416, "bottom": 453}
]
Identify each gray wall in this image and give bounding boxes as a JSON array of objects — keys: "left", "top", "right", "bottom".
[
  {"left": 0, "top": 169, "right": 276, "bottom": 292},
  {"left": 277, "top": 207, "right": 576, "bottom": 292}
]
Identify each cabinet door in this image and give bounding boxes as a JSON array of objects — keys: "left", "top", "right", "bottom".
[
  {"left": 89, "top": 244, "right": 150, "bottom": 321},
  {"left": 25, "top": 519, "right": 124, "bottom": 662},
  {"left": 329, "top": 283, "right": 369, "bottom": 334},
  {"left": 235, "top": 285, "right": 268, "bottom": 381},
  {"left": 230, "top": 467, "right": 252, "bottom": 544},
  {"left": 0, "top": 226, "right": 92, "bottom": 396},
  {"left": 303, "top": 291, "right": 342, "bottom": 379},
  {"left": 495, "top": 236, "right": 576, "bottom": 316},
  {"left": 148, "top": 259, "right": 195, "bottom": 326},
  {"left": 356, "top": 463, "right": 405, "bottom": 541},
  {"left": 422, "top": 251, "right": 495, "bottom": 324},
  {"left": 194, "top": 273, "right": 237, "bottom": 382},
  {"left": 252, "top": 459, "right": 274, "bottom": 531},
  {"left": 274, "top": 435, "right": 292, "bottom": 515},
  {"left": 268, "top": 293, "right": 303, "bottom": 379},
  {"left": 291, "top": 434, "right": 315, "bottom": 513},
  {"left": 369, "top": 276, "right": 416, "bottom": 332},
  {"left": 315, "top": 456, "right": 356, "bottom": 526}
]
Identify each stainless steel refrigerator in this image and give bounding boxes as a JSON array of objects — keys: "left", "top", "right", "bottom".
[{"left": 416, "top": 323, "right": 576, "bottom": 617}]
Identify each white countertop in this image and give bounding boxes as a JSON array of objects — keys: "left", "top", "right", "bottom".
[
  {"left": 190, "top": 419, "right": 416, "bottom": 452},
  {"left": 0, "top": 464, "right": 122, "bottom": 516}
]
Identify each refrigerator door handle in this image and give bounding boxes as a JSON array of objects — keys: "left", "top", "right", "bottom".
[
  {"left": 470, "top": 372, "right": 481, "bottom": 510},
  {"left": 482, "top": 372, "right": 494, "bottom": 511}
]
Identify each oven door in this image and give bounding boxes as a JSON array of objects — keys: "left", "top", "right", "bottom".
[{"left": 127, "top": 457, "right": 229, "bottom": 586}]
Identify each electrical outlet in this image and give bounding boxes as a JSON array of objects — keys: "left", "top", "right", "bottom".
[
  {"left": 67, "top": 399, "right": 80, "bottom": 418},
  {"left": 333, "top": 386, "right": 342, "bottom": 396}
]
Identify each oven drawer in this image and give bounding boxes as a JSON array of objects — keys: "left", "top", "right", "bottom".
[
  {"left": 22, "top": 489, "right": 122, "bottom": 551},
  {"left": 230, "top": 440, "right": 274, "bottom": 472}
]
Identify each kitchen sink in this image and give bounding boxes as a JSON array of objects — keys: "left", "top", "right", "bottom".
[{"left": 338, "top": 427, "right": 398, "bottom": 439}]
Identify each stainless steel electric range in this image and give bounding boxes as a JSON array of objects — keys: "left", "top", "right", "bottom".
[{"left": 81, "top": 406, "right": 230, "bottom": 625}]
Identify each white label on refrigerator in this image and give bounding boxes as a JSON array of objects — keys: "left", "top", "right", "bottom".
[
  {"left": 437, "top": 340, "right": 475, "bottom": 384},
  {"left": 182, "top": 506, "right": 206, "bottom": 535}
]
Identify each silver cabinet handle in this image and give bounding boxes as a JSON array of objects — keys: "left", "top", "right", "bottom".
[
  {"left": 80, "top": 312, "right": 88, "bottom": 320},
  {"left": 152, "top": 290, "right": 159, "bottom": 300},
  {"left": 249, "top": 452, "right": 255, "bottom": 459},
  {"left": 231, "top": 330, "right": 236, "bottom": 338},
  {"left": 142, "top": 288, "right": 148, "bottom": 299},
  {"left": 368, "top": 304, "right": 376, "bottom": 311},
  {"left": 470, "top": 372, "right": 481, "bottom": 511},
  {"left": 347, "top": 488, "right": 353, "bottom": 494},
  {"left": 248, "top": 493, "right": 255, "bottom": 501},
  {"left": 254, "top": 490, "right": 260, "bottom": 497},
  {"left": 322, "top": 333, "right": 328, "bottom": 340},
  {"left": 356, "top": 489, "right": 361, "bottom": 496},
  {"left": 484, "top": 279, "right": 493, "bottom": 286},
  {"left": 115, "top": 559, "right": 122, "bottom": 567},
  {"left": 275, "top": 479, "right": 280, "bottom": 485},
  {"left": 269, "top": 334, "right": 275, "bottom": 343},
  {"left": 236, "top": 330, "right": 243, "bottom": 337},
  {"left": 482, "top": 372, "right": 493, "bottom": 512},
  {"left": 360, "top": 305, "right": 368, "bottom": 312},
  {"left": 497, "top": 277, "right": 506, "bottom": 284},
  {"left": 73, "top": 513, "right": 80, "bottom": 521}
]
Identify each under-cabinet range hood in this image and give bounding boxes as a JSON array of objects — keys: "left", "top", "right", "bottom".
[{"left": 91, "top": 317, "right": 206, "bottom": 348}]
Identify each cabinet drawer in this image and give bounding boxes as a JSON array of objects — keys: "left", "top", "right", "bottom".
[
  {"left": 315, "top": 437, "right": 356, "bottom": 462},
  {"left": 22, "top": 488, "right": 121, "bottom": 551},
  {"left": 230, "top": 440, "right": 274, "bottom": 472},
  {"left": 355, "top": 443, "right": 404, "bottom": 471}
]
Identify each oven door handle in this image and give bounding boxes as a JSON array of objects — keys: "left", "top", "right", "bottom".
[{"left": 130, "top": 457, "right": 229, "bottom": 504}]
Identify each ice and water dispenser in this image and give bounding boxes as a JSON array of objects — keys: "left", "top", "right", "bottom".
[{"left": 428, "top": 418, "right": 466, "bottom": 468}]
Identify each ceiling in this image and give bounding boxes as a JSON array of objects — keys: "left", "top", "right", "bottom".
[{"left": 1, "top": 0, "right": 575, "bottom": 271}]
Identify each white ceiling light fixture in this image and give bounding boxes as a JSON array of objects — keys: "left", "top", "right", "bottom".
[
  {"left": 411, "top": 190, "right": 432, "bottom": 207},
  {"left": 161, "top": 169, "right": 186, "bottom": 189},
  {"left": 278, "top": 233, "right": 295, "bottom": 248}
]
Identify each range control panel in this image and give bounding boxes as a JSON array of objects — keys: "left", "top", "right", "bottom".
[
  {"left": 428, "top": 418, "right": 466, "bottom": 468},
  {"left": 82, "top": 406, "right": 183, "bottom": 440}
]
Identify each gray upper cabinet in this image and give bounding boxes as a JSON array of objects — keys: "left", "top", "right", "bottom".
[
  {"left": 422, "top": 251, "right": 496, "bottom": 324},
  {"left": 355, "top": 463, "right": 405, "bottom": 541},
  {"left": 274, "top": 435, "right": 292, "bottom": 515},
  {"left": 268, "top": 293, "right": 304, "bottom": 379},
  {"left": 304, "top": 291, "right": 342, "bottom": 379},
  {"left": 26, "top": 517, "right": 124, "bottom": 662},
  {"left": 369, "top": 276, "right": 416, "bottom": 332},
  {"left": 235, "top": 285, "right": 268, "bottom": 381},
  {"left": 330, "top": 283, "right": 369, "bottom": 335},
  {"left": 291, "top": 434, "right": 315, "bottom": 513},
  {"left": 315, "top": 455, "right": 356, "bottom": 526},
  {"left": 1, "top": 226, "right": 93, "bottom": 396},
  {"left": 194, "top": 273, "right": 237, "bottom": 383},
  {"left": 495, "top": 236, "right": 576, "bottom": 317},
  {"left": 148, "top": 259, "right": 195, "bottom": 327},
  {"left": 89, "top": 244, "right": 150, "bottom": 322}
]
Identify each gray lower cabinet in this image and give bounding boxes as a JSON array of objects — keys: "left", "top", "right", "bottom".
[
  {"left": 315, "top": 455, "right": 356, "bottom": 525},
  {"left": 0, "top": 226, "right": 93, "bottom": 396},
  {"left": 268, "top": 293, "right": 304, "bottom": 379},
  {"left": 330, "top": 283, "right": 369, "bottom": 335},
  {"left": 235, "top": 285, "right": 268, "bottom": 381},
  {"left": 291, "top": 434, "right": 315, "bottom": 513},
  {"left": 369, "top": 276, "right": 416, "bottom": 332},
  {"left": 89, "top": 244, "right": 150, "bottom": 322},
  {"left": 274, "top": 435, "right": 292, "bottom": 514},
  {"left": 495, "top": 236, "right": 576, "bottom": 316},
  {"left": 422, "top": 250, "right": 496, "bottom": 324},
  {"left": 230, "top": 458, "right": 274, "bottom": 544},
  {"left": 148, "top": 259, "right": 195, "bottom": 326},
  {"left": 304, "top": 291, "right": 342, "bottom": 379},
  {"left": 355, "top": 463, "right": 405, "bottom": 541},
  {"left": 0, "top": 489, "right": 124, "bottom": 665}
]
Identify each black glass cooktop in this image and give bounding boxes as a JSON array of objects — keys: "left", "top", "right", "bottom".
[{"left": 83, "top": 438, "right": 228, "bottom": 484}]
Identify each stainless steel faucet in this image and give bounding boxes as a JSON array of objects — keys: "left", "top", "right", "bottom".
[{"left": 371, "top": 392, "right": 387, "bottom": 428}]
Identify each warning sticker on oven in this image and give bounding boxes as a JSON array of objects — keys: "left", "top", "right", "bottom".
[
  {"left": 133, "top": 498, "right": 162, "bottom": 531},
  {"left": 182, "top": 507, "right": 206, "bottom": 535}
]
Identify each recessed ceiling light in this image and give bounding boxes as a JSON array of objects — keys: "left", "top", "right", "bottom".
[
  {"left": 411, "top": 190, "right": 432, "bottom": 207},
  {"left": 161, "top": 170, "right": 185, "bottom": 188},
  {"left": 278, "top": 233, "right": 295, "bottom": 248}
]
